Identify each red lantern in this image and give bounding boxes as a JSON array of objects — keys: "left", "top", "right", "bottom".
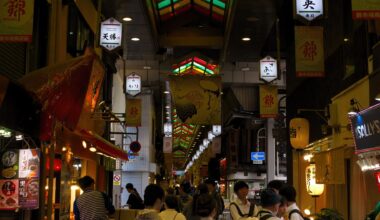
[{"left": 45, "top": 158, "right": 62, "bottom": 172}]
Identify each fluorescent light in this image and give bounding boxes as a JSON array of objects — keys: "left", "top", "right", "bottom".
[
  {"left": 123, "top": 17, "right": 132, "bottom": 22},
  {"left": 165, "top": 106, "right": 170, "bottom": 109},
  {"left": 131, "top": 37, "right": 140, "bottom": 41},
  {"left": 164, "top": 91, "right": 170, "bottom": 94},
  {"left": 242, "top": 37, "right": 251, "bottom": 41},
  {"left": 82, "top": 141, "right": 87, "bottom": 149},
  {"left": 344, "top": 38, "right": 349, "bottom": 42}
]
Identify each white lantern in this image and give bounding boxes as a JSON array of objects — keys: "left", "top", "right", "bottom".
[
  {"left": 212, "top": 125, "right": 222, "bottom": 136},
  {"left": 306, "top": 164, "right": 325, "bottom": 197},
  {"left": 203, "top": 139, "right": 210, "bottom": 147},
  {"left": 208, "top": 131, "right": 215, "bottom": 141},
  {"left": 164, "top": 123, "right": 172, "bottom": 137}
]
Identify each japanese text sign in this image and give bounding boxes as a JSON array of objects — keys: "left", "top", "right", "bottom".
[
  {"left": 295, "top": 26, "right": 325, "bottom": 77},
  {"left": 260, "top": 56, "right": 278, "bottom": 83},
  {"left": 126, "top": 73, "right": 141, "bottom": 96},
  {"left": 100, "top": 18, "right": 122, "bottom": 51},
  {"left": 125, "top": 99, "right": 141, "bottom": 126},
  {"left": 352, "top": 0, "right": 380, "bottom": 20},
  {"left": 0, "top": 0, "right": 35, "bottom": 42},
  {"left": 259, "top": 85, "right": 278, "bottom": 118},
  {"left": 295, "top": 0, "right": 323, "bottom": 21}
]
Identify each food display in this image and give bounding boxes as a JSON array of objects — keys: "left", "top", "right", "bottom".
[
  {"left": 0, "top": 180, "right": 18, "bottom": 210},
  {"left": 1, "top": 150, "right": 18, "bottom": 179},
  {"left": 19, "top": 149, "right": 40, "bottom": 178},
  {"left": 19, "top": 179, "right": 39, "bottom": 209}
]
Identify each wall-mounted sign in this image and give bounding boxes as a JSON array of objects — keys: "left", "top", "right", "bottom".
[
  {"left": 295, "top": 0, "right": 323, "bottom": 21},
  {"left": 295, "top": 26, "right": 325, "bottom": 77},
  {"left": 100, "top": 17, "right": 122, "bottom": 51},
  {"left": 352, "top": 0, "right": 380, "bottom": 20},
  {"left": 126, "top": 73, "right": 141, "bottom": 96},
  {"left": 260, "top": 56, "right": 278, "bottom": 83},
  {"left": 259, "top": 85, "right": 278, "bottom": 118},
  {"left": 125, "top": 99, "right": 141, "bottom": 126},
  {"left": 0, "top": 0, "right": 35, "bottom": 42},
  {"left": 350, "top": 103, "right": 380, "bottom": 153},
  {"left": 251, "top": 152, "right": 265, "bottom": 165},
  {"left": 113, "top": 174, "right": 121, "bottom": 186},
  {"left": 129, "top": 141, "right": 141, "bottom": 153}
]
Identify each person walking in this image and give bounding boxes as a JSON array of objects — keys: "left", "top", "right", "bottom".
[
  {"left": 159, "top": 195, "right": 187, "bottom": 220},
  {"left": 183, "top": 183, "right": 209, "bottom": 220},
  {"left": 73, "top": 176, "right": 115, "bottom": 220},
  {"left": 195, "top": 194, "right": 218, "bottom": 220},
  {"left": 229, "top": 181, "right": 259, "bottom": 220},
  {"left": 279, "top": 186, "right": 304, "bottom": 220},
  {"left": 136, "top": 184, "right": 165, "bottom": 220},
  {"left": 256, "top": 189, "right": 281, "bottom": 220},
  {"left": 126, "top": 183, "right": 145, "bottom": 209},
  {"left": 205, "top": 178, "right": 224, "bottom": 219},
  {"left": 178, "top": 181, "right": 193, "bottom": 212}
]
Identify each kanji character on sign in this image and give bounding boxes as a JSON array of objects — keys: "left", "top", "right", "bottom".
[
  {"left": 5, "top": 0, "right": 26, "bottom": 21},
  {"left": 103, "top": 33, "right": 109, "bottom": 40},
  {"left": 110, "top": 33, "right": 116, "bottom": 40},
  {"left": 264, "top": 94, "right": 274, "bottom": 106},
  {"left": 303, "top": 0, "right": 315, "bottom": 10},
  {"left": 129, "top": 107, "right": 139, "bottom": 117},
  {"left": 301, "top": 41, "right": 317, "bottom": 61}
]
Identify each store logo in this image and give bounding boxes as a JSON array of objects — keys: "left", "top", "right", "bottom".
[{"left": 355, "top": 119, "right": 380, "bottom": 139}]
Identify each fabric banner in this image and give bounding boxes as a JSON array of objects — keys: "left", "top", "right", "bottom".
[
  {"left": 170, "top": 75, "right": 221, "bottom": 124},
  {"left": 125, "top": 99, "right": 141, "bottom": 127},
  {"left": 163, "top": 137, "right": 172, "bottom": 153},
  {"left": 259, "top": 85, "right": 278, "bottom": 118},
  {"left": 352, "top": 0, "right": 380, "bottom": 19},
  {"left": 295, "top": 26, "right": 325, "bottom": 77},
  {"left": 0, "top": 0, "right": 35, "bottom": 42},
  {"left": 315, "top": 148, "right": 345, "bottom": 184}
]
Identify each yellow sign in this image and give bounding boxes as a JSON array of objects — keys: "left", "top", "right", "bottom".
[
  {"left": 315, "top": 148, "right": 345, "bottom": 184},
  {"left": 259, "top": 85, "right": 278, "bottom": 118},
  {"left": 352, "top": 0, "right": 380, "bottom": 19},
  {"left": 0, "top": 0, "right": 35, "bottom": 42},
  {"left": 295, "top": 26, "right": 324, "bottom": 77},
  {"left": 113, "top": 174, "right": 121, "bottom": 186},
  {"left": 125, "top": 99, "right": 141, "bottom": 126},
  {"left": 170, "top": 75, "right": 221, "bottom": 124}
]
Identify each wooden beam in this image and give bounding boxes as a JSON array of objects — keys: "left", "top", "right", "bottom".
[{"left": 74, "top": 0, "right": 98, "bottom": 34}]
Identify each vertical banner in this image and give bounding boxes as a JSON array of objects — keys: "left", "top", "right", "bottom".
[
  {"left": 163, "top": 137, "right": 172, "bottom": 153},
  {"left": 0, "top": 0, "right": 35, "bottom": 42},
  {"left": 259, "top": 85, "right": 278, "bottom": 118},
  {"left": 125, "top": 99, "right": 141, "bottom": 126},
  {"left": 352, "top": 0, "right": 380, "bottom": 19},
  {"left": 295, "top": 26, "right": 325, "bottom": 77},
  {"left": 18, "top": 149, "right": 40, "bottom": 179},
  {"left": 315, "top": 148, "right": 345, "bottom": 184},
  {"left": 170, "top": 75, "right": 221, "bottom": 124}
]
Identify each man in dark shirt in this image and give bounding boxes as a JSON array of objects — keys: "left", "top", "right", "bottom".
[{"left": 126, "top": 183, "right": 145, "bottom": 209}]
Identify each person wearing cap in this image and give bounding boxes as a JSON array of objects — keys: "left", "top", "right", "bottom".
[
  {"left": 229, "top": 181, "right": 259, "bottom": 220},
  {"left": 256, "top": 189, "right": 281, "bottom": 220}
]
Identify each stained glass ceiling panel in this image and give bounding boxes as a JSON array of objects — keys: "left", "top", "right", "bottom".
[{"left": 172, "top": 56, "right": 218, "bottom": 75}]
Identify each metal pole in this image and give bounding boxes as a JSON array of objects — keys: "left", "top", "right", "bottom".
[
  {"left": 266, "top": 118, "right": 276, "bottom": 183},
  {"left": 39, "top": 142, "right": 47, "bottom": 220},
  {"left": 47, "top": 123, "right": 56, "bottom": 220}
]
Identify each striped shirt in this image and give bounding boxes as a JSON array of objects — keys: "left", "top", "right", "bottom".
[{"left": 74, "top": 189, "right": 114, "bottom": 220}]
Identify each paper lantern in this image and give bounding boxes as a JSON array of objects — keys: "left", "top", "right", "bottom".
[
  {"left": 289, "top": 118, "right": 309, "bottom": 149},
  {"left": 164, "top": 123, "right": 172, "bottom": 137},
  {"left": 305, "top": 164, "right": 325, "bottom": 197}
]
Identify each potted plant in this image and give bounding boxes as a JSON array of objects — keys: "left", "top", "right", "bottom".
[{"left": 314, "top": 208, "right": 344, "bottom": 220}]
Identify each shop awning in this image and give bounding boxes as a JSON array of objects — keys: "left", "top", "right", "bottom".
[
  {"left": 78, "top": 129, "right": 129, "bottom": 161},
  {"left": 0, "top": 75, "right": 40, "bottom": 137}
]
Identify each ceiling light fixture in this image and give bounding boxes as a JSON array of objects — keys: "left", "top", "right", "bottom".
[
  {"left": 164, "top": 91, "right": 170, "bottom": 94},
  {"left": 82, "top": 141, "right": 87, "bottom": 149},
  {"left": 131, "top": 37, "right": 140, "bottom": 41},
  {"left": 123, "top": 17, "right": 133, "bottom": 22},
  {"left": 242, "top": 37, "right": 251, "bottom": 41},
  {"left": 143, "top": 66, "right": 151, "bottom": 70},
  {"left": 344, "top": 38, "right": 349, "bottom": 42},
  {"left": 348, "top": 98, "right": 361, "bottom": 116},
  {"left": 89, "top": 147, "right": 97, "bottom": 152},
  {"left": 375, "top": 93, "right": 380, "bottom": 101},
  {"left": 165, "top": 106, "right": 170, "bottom": 109}
]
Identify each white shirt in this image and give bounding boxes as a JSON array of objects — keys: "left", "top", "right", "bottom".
[
  {"left": 159, "top": 209, "right": 186, "bottom": 220},
  {"left": 229, "top": 198, "right": 259, "bottom": 220},
  {"left": 287, "top": 203, "right": 303, "bottom": 220},
  {"left": 256, "top": 208, "right": 281, "bottom": 220}
]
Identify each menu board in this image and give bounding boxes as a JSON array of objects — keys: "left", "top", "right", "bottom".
[
  {"left": 19, "top": 178, "right": 39, "bottom": 209},
  {"left": 18, "top": 149, "right": 40, "bottom": 178},
  {"left": 0, "top": 180, "right": 19, "bottom": 210},
  {"left": 1, "top": 150, "right": 18, "bottom": 179}
]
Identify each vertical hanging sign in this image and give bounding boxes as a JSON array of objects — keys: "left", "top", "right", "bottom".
[
  {"left": 259, "top": 85, "right": 278, "bottom": 118},
  {"left": 100, "top": 18, "right": 122, "bottom": 51},
  {"left": 295, "top": 0, "right": 324, "bottom": 21},
  {"left": 163, "top": 137, "right": 172, "bottom": 153},
  {"left": 0, "top": 0, "right": 35, "bottom": 42},
  {"left": 259, "top": 56, "right": 278, "bottom": 83},
  {"left": 125, "top": 99, "right": 141, "bottom": 127},
  {"left": 126, "top": 73, "right": 141, "bottom": 96},
  {"left": 295, "top": 26, "right": 325, "bottom": 77}
]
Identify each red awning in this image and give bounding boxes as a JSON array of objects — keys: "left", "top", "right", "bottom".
[{"left": 78, "top": 129, "right": 128, "bottom": 161}]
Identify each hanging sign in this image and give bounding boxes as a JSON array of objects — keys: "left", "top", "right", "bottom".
[
  {"left": 0, "top": 179, "right": 18, "bottom": 210},
  {"left": 295, "top": 26, "right": 325, "bottom": 77},
  {"left": 259, "top": 85, "right": 278, "bottom": 118},
  {"left": 18, "top": 149, "right": 40, "bottom": 179},
  {"left": 126, "top": 73, "right": 141, "bottom": 96},
  {"left": 352, "top": 0, "right": 380, "bottom": 20},
  {"left": 0, "top": 0, "right": 35, "bottom": 42},
  {"left": 259, "top": 56, "right": 278, "bottom": 83},
  {"left": 125, "top": 99, "right": 141, "bottom": 126},
  {"left": 295, "top": 0, "right": 324, "bottom": 21},
  {"left": 163, "top": 137, "right": 172, "bottom": 153},
  {"left": 100, "top": 17, "right": 122, "bottom": 51},
  {"left": 19, "top": 178, "right": 39, "bottom": 209}
]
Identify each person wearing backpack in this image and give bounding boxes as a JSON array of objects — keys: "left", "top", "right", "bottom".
[
  {"left": 256, "top": 189, "right": 282, "bottom": 220},
  {"left": 279, "top": 186, "right": 305, "bottom": 220},
  {"left": 126, "top": 183, "right": 145, "bottom": 210},
  {"left": 230, "top": 181, "right": 259, "bottom": 220},
  {"left": 159, "top": 195, "right": 186, "bottom": 220},
  {"left": 205, "top": 178, "right": 224, "bottom": 219}
]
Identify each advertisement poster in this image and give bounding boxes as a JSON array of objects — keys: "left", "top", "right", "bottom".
[
  {"left": 352, "top": 0, "right": 380, "bottom": 19},
  {"left": 19, "top": 178, "right": 39, "bottom": 209},
  {"left": 18, "top": 149, "right": 40, "bottom": 178},
  {"left": 0, "top": 0, "right": 35, "bottom": 42},
  {"left": 295, "top": 26, "right": 325, "bottom": 77},
  {"left": 1, "top": 150, "right": 18, "bottom": 179},
  {"left": 0, "top": 179, "right": 19, "bottom": 210},
  {"left": 259, "top": 85, "right": 278, "bottom": 118},
  {"left": 170, "top": 75, "right": 221, "bottom": 124}
]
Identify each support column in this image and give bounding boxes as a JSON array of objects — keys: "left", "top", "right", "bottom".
[{"left": 266, "top": 118, "right": 276, "bottom": 183}]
